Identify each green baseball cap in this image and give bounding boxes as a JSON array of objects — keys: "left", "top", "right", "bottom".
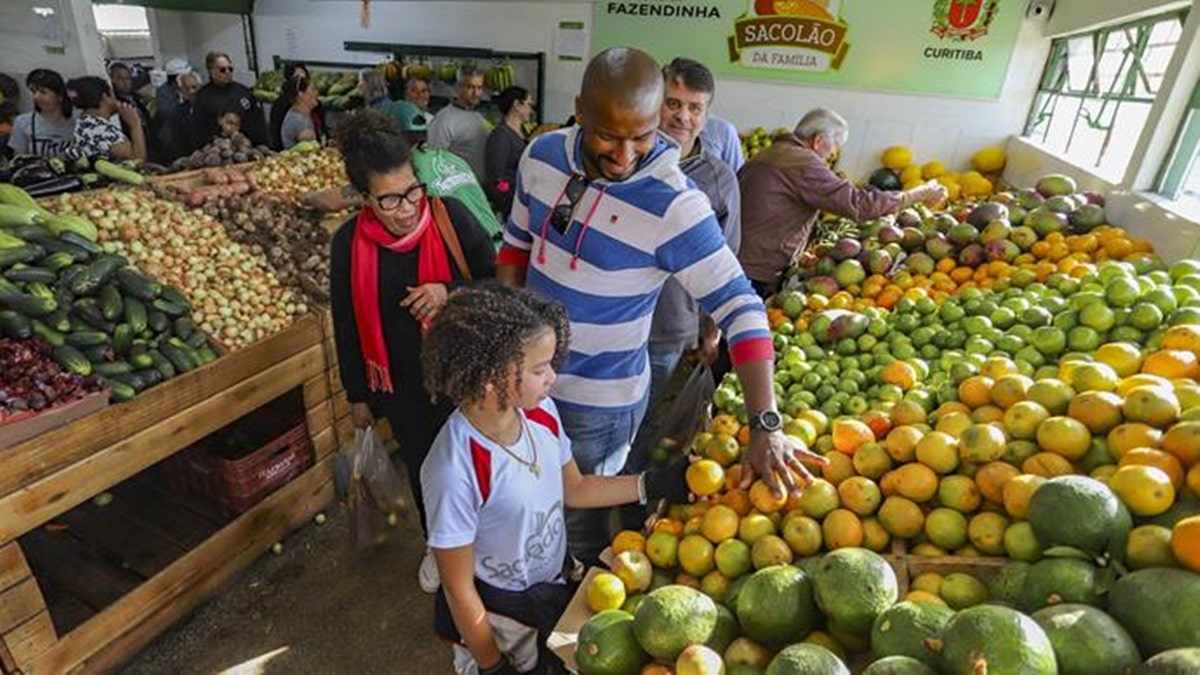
[{"left": 391, "top": 100, "right": 429, "bottom": 133}]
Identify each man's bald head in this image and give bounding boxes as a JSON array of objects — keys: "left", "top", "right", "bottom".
[{"left": 579, "top": 47, "right": 664, "bottom": 117}]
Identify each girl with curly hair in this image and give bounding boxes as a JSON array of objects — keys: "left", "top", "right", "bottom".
[
  {"left": 328, "top": 108, "right": 495, "bottom": 593},
  {"left": 419, "top": 283, "right": 688, "bottom": 675}
]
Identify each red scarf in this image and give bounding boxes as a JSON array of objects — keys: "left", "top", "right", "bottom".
[{"left": 351, "top": 197, "right": 453, "bottom": 393}]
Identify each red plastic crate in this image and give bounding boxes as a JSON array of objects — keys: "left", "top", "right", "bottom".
[{"left": 163, "top": 417, "right": 313, "bottom": 514}]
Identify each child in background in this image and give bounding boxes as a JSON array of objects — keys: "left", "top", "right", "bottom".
[{"left": 420, "top": 283, "right": 688, "bottom": 675}]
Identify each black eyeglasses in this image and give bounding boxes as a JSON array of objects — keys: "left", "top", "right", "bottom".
[
  {"left": 551, "top": 174, "right": 588, "bottom": 234},
  {"left": 371, "top": 182, "right": 426, "bottom": 212},
  {"left": 217, "top": 66, "right": 234, "bottom": 74}
]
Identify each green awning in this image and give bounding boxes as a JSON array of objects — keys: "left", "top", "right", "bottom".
[{"left": 94, "top": 0, "right": 252, "bottom": 14}]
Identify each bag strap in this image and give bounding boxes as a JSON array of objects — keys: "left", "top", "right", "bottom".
[{"left": 431, "top": 196, "right": 472, "bottom": 281}]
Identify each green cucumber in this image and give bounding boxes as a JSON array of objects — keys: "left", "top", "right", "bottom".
[
  {"left": 114, "top": 267, "right": 160, "bottom": 301},
  {"left": 97, "top": 284, "right": 123, "bottom": 321},
  {"left": 105, "top": 378, "right": 137, "bottom": 402},
  {"left": 3, "top": 266, "right": 56, "bottom": 284},
  {"left": 124, "top": 297, "right": 148, "bottom": 334},
  {"left": 93, "top": 361, "right": 132, "bottom": 376},
  {"left": 65, "top": 331, "right": 109, "bottom": 348},
  {"left": 112, "top": 323, "right": 134, "bottom": 355},
  {"left": 52, "top": 344, "right": 92, "bottom": 376},
  {"left": 148, "top": 349, "right": 176, "bottom": 378},
  {"left": 147, "top": 311, "right": 169, "bottom": 334},
  {"left": 0, "top": 310, "right": 32, "bottom": 339},
  {"left": 30, "top": 319, "right": 65, "bottom": 346}
]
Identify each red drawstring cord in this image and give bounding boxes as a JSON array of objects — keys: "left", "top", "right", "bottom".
[
  {"left": 571, "top": 185, "right": 606, "bottom": 270},
  {"left": 536, "top": 179, "right": 606, "bottom": 270},
  {"left": 536, "top": 182, "right": 570, "bottom": 266}
]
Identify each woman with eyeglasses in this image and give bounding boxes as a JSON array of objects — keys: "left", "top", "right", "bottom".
[
  {"left": 485, "top": 86, "right": 534, "bottom": 218},
  {"left": 329, "top": 108, "right": 496, "bottom": 593},
  {"left": 8, "top": 69, "right": 75, "bottom": 158}
]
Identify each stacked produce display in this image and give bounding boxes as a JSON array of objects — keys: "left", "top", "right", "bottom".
[
  {"left": 572, "top": 152, "right": 1200, "bottom": 674},
  {"left": 248, "top": 146, "right": 348, "bottom": 198},
  {"left": 0, "top": 337, "right": 106, "bottom": 419},
  {"left": 252, "top": 69, "right": 363, "bottom": 109},
  {"left": 0, "top": 185, "right": 220, "bottom": 401}
]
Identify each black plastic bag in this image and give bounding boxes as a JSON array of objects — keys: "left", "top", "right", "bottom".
[{"left": 345, "top": 426, "right": 409, "bottom": 548}]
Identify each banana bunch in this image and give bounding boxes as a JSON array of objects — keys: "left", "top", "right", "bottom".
[
  {"left": 485, "top": 63, "right": 516, "bottom": 92},
  {"left": 403, "top": 60, "right": 437, "bottom": 82}
]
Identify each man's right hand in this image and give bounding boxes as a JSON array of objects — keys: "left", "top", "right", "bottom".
[
  {"left": 116, "top": 101, "right": 140, "bottom": 126},
  {"left": 350, "top": 402, "right": 374, "bottom": 429},
  {"left": 909, "top": 180, "right": 948, "bottom": 207}
]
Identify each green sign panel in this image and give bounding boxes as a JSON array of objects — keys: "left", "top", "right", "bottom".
[{"left": 593, "top": 0, "right": 1024, "bottom": 99}]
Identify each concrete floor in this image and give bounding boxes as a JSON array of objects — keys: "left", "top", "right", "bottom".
[{"left": 119, "top": 495, "right": 453, "bottom": 675}]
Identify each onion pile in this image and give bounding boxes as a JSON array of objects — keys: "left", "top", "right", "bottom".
[
  {"left": 249, "top": 147, "right": 348, "bottom": 198},
  {"left": 50, "top": 190, "right": 308, "bottom": 349}
]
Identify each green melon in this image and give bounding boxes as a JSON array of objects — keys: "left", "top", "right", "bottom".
[
  {"left": 862, "top": 655, "right": 938, "bottom": 675},
  {"left": 765, "top": 643, "right": 850, "bottom": 675},
  {"left": 1019, "top": 558, "right": 1105, "bottom": 612},
  {"left": 705, "top": 603, "right": 738, "bottom": 654},
  {"left": 575, "top": 609, "right": 649, "bottom": 675},
  {"left": 728, "top": 665, "right": 768, "bottom": 675},
  {"left": 987, "top": 561, "right": 1031, "bottom": 607},
  {"left": 1031, "top": 604, "right": 1140, "bottom": 675},
  {"left": 737, "top": 565, "right": 818, "bottom": 648},
  {"left": 812, "top": 547, "right": 900, "bottom": 637},
  {"left": 1108, "top": 568, "right": 1200, "bottom": 656},
  {"left": 1028, "top": 475, "right": 1120, "bottom": 556},
  {"left": 632, "top": 585, "right": 718, "bottom": 661},
  {"left": 935, "top": 604, "right": 1058, "bottom": 675},
  {"left": 1136, "top": 648, "right": 1200, "bottom": 674},
  {"left": 870, "top": 601, "right": 953, "bottom": 667}
]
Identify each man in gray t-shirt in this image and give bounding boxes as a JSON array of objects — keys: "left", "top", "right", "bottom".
[{"left": 426, "top": 67, "right": 489, "bottom": 182}]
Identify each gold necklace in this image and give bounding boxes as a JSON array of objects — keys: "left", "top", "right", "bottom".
[{"left": 470, "top": 409, "right": 541, "bottom": 478}]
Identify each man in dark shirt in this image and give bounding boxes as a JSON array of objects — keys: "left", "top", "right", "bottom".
[
  {"left": 109, "top": 62, "right": 153, "bottom": 157},
  {"left": 738, "top": 107, "right": 947, "bottom": 297},
  {"left": 640, "top": 57, "right": 741, "bottom": 441},
  {"left": 191, "top": 52, "right": 267, "bottom": 148}
]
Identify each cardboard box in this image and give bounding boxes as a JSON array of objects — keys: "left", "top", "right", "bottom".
[
  {"left": 547, "top": 567, "right": 601, "bottom": 674},
  {"left": 0, "top": 390, "right": 109, "bottom": 451}
]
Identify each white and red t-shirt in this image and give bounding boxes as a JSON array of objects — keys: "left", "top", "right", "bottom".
[{"left": 421, "top": 399, "right": 573, "bottom": 592}]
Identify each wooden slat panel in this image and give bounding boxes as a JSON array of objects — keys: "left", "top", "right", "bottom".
[
  {"left": 311, "top": 427, "right": 336, "bottom": 461},
  {"left": 57, "top": 504, "right": 188, "bottom": 580},
  {"left": 0, "top": 544, "right": 30, "bottom": 596},
  {"left": 0, "top": 579, "right": 44, "bottom": 635},
  {"left": 20, "top": 529, "right": 141, "bottom": 613},
  {"left": 331, "top": 391, "right": 349, "bottom": 421},
  {"left": 0, "top": 344, "right": 325, "bottom": 544},
  {"left": 304, "top": 401, "right": 333, "bottom": 441},
  {"left": 335, "top": 415, "right": 356, "bottom": 452},
  {"left": 301, "top": 374, "right": 330, "bottom": 407},
  {"left": 0, "top": 316, "right": 322, "bottom": 496},
  {"left": 107, "top": 482, "right": 222, "bottom": 551},
  {"left": 4, "top": 611, "right": 56, "bottom": 669},
  {"left": 25, "top": 460, "right": 334, "bottom": 675}
]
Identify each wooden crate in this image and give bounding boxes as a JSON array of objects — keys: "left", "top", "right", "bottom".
[
  {"left": 900, "top": 553, "right": 1007, "bottom": 596},
  {"left": 0, "top": 314, "right": 338, "bottom": 673}
]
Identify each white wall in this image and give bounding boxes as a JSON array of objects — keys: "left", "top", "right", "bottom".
[
  {"left": 0, "top": 0, "right": 105, "bottom": 111},
  {"left": 146, "top": 10, "right": 255, "bottom": 87},
  {"left": 1046, "top": 0, "right": 1190, "bottom": 36},
  {"left": 251, "top": 0, "right": 590, "bottom": 123}
]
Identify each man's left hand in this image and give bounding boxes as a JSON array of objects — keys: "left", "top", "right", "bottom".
[
  {"left": 401, "top": 283, "right": 449, "bottom": 320},
  {"left": 698, "top": 322, "right": 722, "bottom": 367},
  {"left": 740, "top": 429, "right": 828, "bottom": 498}
]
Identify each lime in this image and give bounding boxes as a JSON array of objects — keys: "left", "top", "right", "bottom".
[
  {"left": 1080, "top": 303, "right": 1117, "bottom": 332},
  {"left": 1129, "top": 302, "right": 1164, "bottom": 331},
  {"left": 1031, "top": 327, "right": 1067, "bottom": 356},
  {"left": 1066, "top": 326, "right": 1103, "bottom": 352}
]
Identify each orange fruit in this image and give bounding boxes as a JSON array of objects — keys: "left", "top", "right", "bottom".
[
  {"left": 821, "top": 451, "right": 856, "bottom": 486},
  {"left": 852, "top": 442, "right": 894, "bottom": 480},
  {"left": 938, "top": 474, "right": 983, "bottom": 514},
  {"left": 612, "top": 530, "right": 647, "bottom": 555},
  {"left": 936, "top": 411, "right": 974, "bottom": 438},
  {"left": 701, "top": 504, "right": 741, "bottom": 544},
  {"left": 687, "top": 459, "right": 726, "bottom": 497},
  {"left": 862, "top": 517, "right": 891, "bottom": 553},
  {"left": 1067, "top": 391, "right": 1125, "bottom": 435},
  {"left": 652, "top": 518, "right": 685, "bottom": 538},
  {"left": 1120, "top": 448, "right": 1185, "bottom": 489},
  {"left": 1189, "top": 463, "right": 1200, "bottom": 498},
  {"left": 1109, "top": 465, "right": 1175, "bottom": 516},
  {"left": 970, "top": 405, "right": 1007, "bottom": 425},
  {"left": 712, "top": 414, "right": 741, "bottom": 437},
  {"left": 1107, "top": 422, "right": 1163, "bottom": 460},
  {"left": 1096, "top": 342, "right": 1144, "bottom": 378},
  {"left": 751, "top": 534, "right": 794, "bottom": 569},
  {"left": 704, "top": 433, "right": 742, "bottom": 467},
  {"left": 724, "top": 464, "right": 745, "bottom": 491},
  {"left": 837, "top": 476, "right": 883, "bottom": 516},
  {"left": 1142, "top": 349, "right": 1200, "bottom": 379},
  {"left": 968, "top": 511, "right": 1010, "bottom": 555},
  {"left": 721, "top": 488, "right": 753, "bottom": 517},
  {"left": 1002, "top": 473, "right": 1046, "bottom": 519},
  {"left": 1124, "top": 385, "right": 1182, "bottom": 428},
  {"left": 1116, "top": 374, "right": 1173, "bottom": 397},
  {"left": 861, "top": 410, "right": 893, "bottom": 440},
  {"left": 1036, "top": 416, "right": 1093, "bottom": 460},
  {"left": 1173, "top": 515, "right": 1200, "bottom": 573},
  {"left": 991, "top": 374, "right": 1033, "bottom": 410},
  {"left": 891, "top": 400, "right": 929, "bottom": 426},
  {"left": 958, "top": 423, "right": 1009, "bottom": 464},
  {"left": 833, "top": 418, "right": 876, "bottom": 453},
  {"left": 889, "top": 462, "right": 939, "bottom": 502},
  {"left": 925, "top": 507, "right": 969, "bottom": 550},
  {"left": 822, "top": 508, "right": 865, "bottom": 550},
  {"left": 1022, "top": 452, "right": 1075, "bottom": 478},
  {"left": 1162, "top": 421, "right": 1200, "bottom": 468},
  {"left": 678, "top": 533, "right": 716, "bottom": 576},
  {"left": 1163, "top": 325, "right": 1200, "bottom": 355},
  {"left": 877, "top": 496, "right": 925, "bottom": 539},
  {"left": 958, "top": 376, "right": 995, "bottom": 409},
  {"left": 974, "top": 461, "right": 1020, "bottom": 504},
  {"left": 886, "top": 426, "right": 925, "bottom": 463},
  {"left": 882, "top": 361, "right": 919, "bottom": 390},
  {"left": 1004, "top": 400, "right": 1052, "bottom": 441},
  {"left": 798, "top": 478, "right": 841, "bottom": 519},
  {"left": 981, "top": 356, "right": 1019, "bottom": 380},
  {"left": 915, "top": 431, "right": 961, "bottom": 474},
  {"left": 748, "top": 479, "right": 788, "bottom": 514}
]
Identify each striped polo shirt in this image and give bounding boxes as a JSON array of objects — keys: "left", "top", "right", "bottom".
[{"left": 497, "top": 127, "right": 773, "bottom": 414}]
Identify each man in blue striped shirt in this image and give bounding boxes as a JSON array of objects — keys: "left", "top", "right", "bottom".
[{"left": 497, "top": 47, "right": 825, "bottom": 562}]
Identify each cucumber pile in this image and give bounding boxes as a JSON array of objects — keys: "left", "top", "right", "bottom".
[{"left": 0, "top": 184, "right": 220, "bottom": 402}]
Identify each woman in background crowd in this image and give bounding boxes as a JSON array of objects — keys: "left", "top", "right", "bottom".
[
  {"left": 279, "top": 76, "right": 322, "bottom": 149},
  {"left": 7, "top": 69, "right": 75, "bottom": 157},
  {"left": 66, "top": 76, "right": 146, "bottom": 161},
  {"left": 484, "top": 86, "right": 533, "bottom": 218}
]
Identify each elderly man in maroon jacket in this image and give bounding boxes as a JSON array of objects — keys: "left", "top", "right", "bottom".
[{"left": 738, "top": 107, "right": 947, "bottom": 297}]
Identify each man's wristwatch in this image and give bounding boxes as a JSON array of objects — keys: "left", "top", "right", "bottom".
[{"left": 748, "top": 409, "right": 783, "bottom": 433}]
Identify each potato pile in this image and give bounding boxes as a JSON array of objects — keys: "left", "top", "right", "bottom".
[
  {"left": 249, "top": 147, "right": 348, "bottom": 197},
  {"left": 201, "top": 193, "right": 331, "bottom": 305},
  {"left": 169, "top": 132, "right": 274, "bottom": 172},
  {"left": 50, "top": 190, "right": 307, "bottom": 349}
]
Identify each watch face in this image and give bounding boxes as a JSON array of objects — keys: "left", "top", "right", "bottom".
[{"left": 760, "top": 410, "right": 783, "bottom": 430}]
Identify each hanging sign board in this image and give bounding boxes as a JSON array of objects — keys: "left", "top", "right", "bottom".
[{"left": 592, "top": 0, "right": 1024, "bottom": 99}]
